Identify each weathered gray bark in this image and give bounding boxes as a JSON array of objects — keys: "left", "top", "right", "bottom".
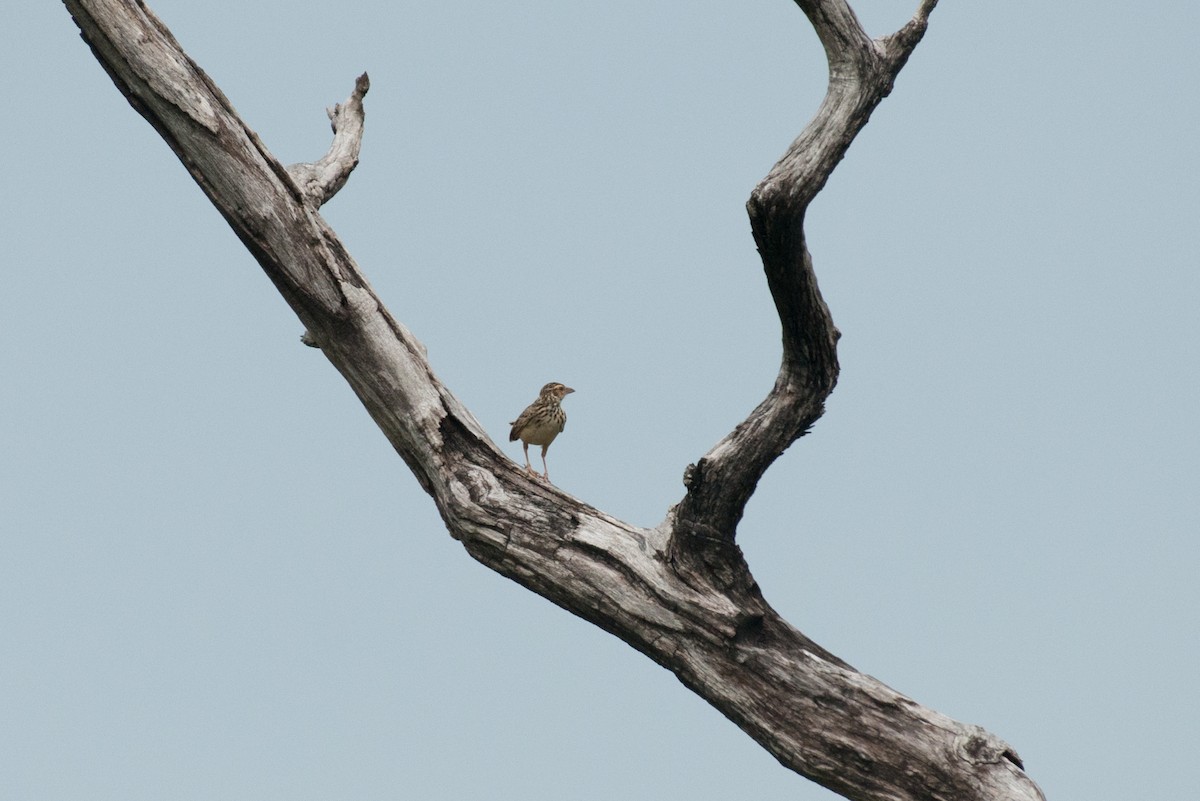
[{"left": 62, "top": 1, "right": 1046, "bottom": 799}]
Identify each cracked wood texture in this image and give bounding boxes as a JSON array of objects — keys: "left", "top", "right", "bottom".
[{"left": 63, "top": 1, "right": 1045, "bottom": 799}]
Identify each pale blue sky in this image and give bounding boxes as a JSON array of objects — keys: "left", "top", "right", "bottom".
[{"left": 4, "top": 2, "right": 1198, "bottom": 799}]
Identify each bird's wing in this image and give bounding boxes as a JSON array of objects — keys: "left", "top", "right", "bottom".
[{"left": 509, "top": 405, "right": 533, "bottom": 441}]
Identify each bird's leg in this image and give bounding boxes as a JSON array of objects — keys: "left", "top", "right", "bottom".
[
  {"left": 540, "top": 445, "right": 551, "bottom": 481},
  {"left": 522, "top": 442, "right": 536, "bottom": 474}
]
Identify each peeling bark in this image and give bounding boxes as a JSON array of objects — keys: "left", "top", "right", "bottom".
[{"left": 61, "top": 1, "right": 1046, "bottom": 799}]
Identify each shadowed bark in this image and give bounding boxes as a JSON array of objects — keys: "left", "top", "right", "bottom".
[{"left": 61, "top": 1, "right": 1045, "bottom": 799}]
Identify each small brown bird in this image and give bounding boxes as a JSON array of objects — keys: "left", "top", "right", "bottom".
[{"left": 509, "top": 382, "right": 575, "bottom": 481}]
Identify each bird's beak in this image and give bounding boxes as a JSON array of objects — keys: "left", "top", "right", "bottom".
[{"left": 563, "top": 386, "right": 575, "bottom": 394}]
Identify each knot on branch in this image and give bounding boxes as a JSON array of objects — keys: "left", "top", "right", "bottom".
[{"left": 954, "top": 727, "right": 1026, "bottom": 771}]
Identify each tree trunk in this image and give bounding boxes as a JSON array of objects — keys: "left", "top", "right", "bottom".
[{"left": 61, "top": 1, "right": 1046, "bottom": 799}]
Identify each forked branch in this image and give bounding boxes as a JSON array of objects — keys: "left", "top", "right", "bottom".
[{"left": 62, "top": 1, "right": 1044, "bottom": 799}]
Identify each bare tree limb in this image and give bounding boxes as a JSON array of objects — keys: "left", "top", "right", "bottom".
[
  {"left": 61, "top": 1, "right": 1045, "bottom": 799},
  {"left": 287, "top": 72, "right": 370, "bottom": 208},
  {"left": 668, "top": 0, "right": 938, "bottom": 578},
  {"left": 885, "top": 0, "right": 941, "bottom": 63}
]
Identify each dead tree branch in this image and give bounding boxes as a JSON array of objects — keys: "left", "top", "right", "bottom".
[{"left": 61, "top": 1, "right": 1045, "bottom": 799}]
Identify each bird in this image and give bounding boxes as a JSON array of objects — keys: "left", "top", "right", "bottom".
[{"left": 509, "top": 382, "right": 574, "bottom": 481}]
